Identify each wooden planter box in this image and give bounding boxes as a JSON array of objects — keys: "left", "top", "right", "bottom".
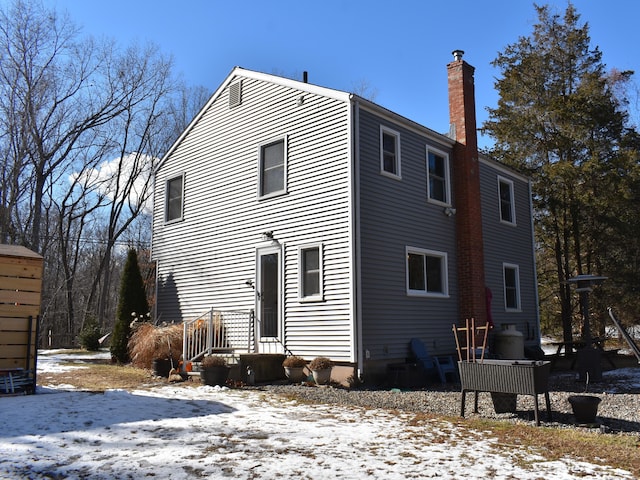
[{"left": 458, "top": 359, "right": 552, "bottom": 426}]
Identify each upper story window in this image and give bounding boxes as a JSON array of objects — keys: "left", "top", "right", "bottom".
[
  {"left": 380, "top": 126, "right": 401, "bottom": 178},
  {"left": 299, "top": 244, "right": 323, "bottom": 301},
  {"left": 406, "top": 246, "right": 448, "bottom": 297},
  {"left": 259, "top": 137, "right": 287, "bottom": 198},
  {"left": 498, "top": 176, "right": 516, "bottom": 224},
  {"left": 503, "top": 263, "right": 521, "bottom": 311},
  {"left": 165, "top": 174, "right": 184, "bottom": 223},
  {"left": 427, "top": 148, "right": 450, "bottom": 205}
]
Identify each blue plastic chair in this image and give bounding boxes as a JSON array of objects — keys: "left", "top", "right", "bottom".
[{"left": 410, "top": 338, "right": 458, "bottom": 384}]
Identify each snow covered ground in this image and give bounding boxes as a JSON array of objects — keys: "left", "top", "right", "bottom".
[{"left": 0, "top": 350, "right": 637, "bottom": 479}]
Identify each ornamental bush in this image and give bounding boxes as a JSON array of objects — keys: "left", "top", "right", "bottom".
[{"left": 110, "top": 248, "right": 149, "bottom": 364}]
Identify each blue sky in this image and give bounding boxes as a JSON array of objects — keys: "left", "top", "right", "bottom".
[{"left": 47, "top": 0, "right": 639, "bottom": 149}]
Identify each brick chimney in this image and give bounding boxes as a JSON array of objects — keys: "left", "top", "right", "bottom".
[{"left": 447, "top": 50, "right": 487, "bottom": 326}]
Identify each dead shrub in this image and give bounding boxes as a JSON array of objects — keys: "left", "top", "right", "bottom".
[{"left": 128, "top": 322, "right": 183, "bottom": 369}]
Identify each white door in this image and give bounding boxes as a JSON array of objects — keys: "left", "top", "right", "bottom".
[{"left": 256, "top": 247, "right": 281, "bottom": 351}]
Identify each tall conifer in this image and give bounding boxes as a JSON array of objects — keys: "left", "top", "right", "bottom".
[{"left": 111, "top": 248, "right": 149, "bottom": 363}]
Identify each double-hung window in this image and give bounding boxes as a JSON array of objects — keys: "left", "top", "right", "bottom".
[
  {"left": 406, "top": 247, "right": 448, "bottom": 296},
  {"left": 165, "top": 174, "right": 184, "bottom": 223},
  {"left": 498, "top": 176, "right": 516, "bottom": 224},
  {"left": 503, "top": 263, "right": 521, "bottom": 310},
  {"left": 380, "top": 126, "right": 401, "bottom": 178},
  {"left": 259, "top": 138, "right": 286, "bottom": 197},
  {"left": 299, "top": 244, "right": 323, "bottom": 301},
  {"left": 427, "top": 148, "right": 450, "bottom": 205}
]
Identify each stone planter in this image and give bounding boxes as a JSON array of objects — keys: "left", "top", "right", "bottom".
[
  {"left": 284, "top": 366, "right": 307, "bottom": 383},
  {"left": 200, "top": 366, "right": 230, "bottom": 387},
  {"left": 458, "top": 359, "right": 552, "bottom": 426},
  {"left": 311, "top": 368, "right": 332, "bottom": 385},
  {"left": 568, "top": 395, "right": 601, "bottom": 424}
]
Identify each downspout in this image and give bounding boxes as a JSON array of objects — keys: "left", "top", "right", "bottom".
[{"left": 350, "top": 95, "right": 364, "bottom": 382}]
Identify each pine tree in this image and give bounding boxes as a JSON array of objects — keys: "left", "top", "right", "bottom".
[
  {"left": 111, "top": 248, "right": 150, "bottom": 363},
  {"left": 482, "top": 4, "right": 638, "bottom": 341}
]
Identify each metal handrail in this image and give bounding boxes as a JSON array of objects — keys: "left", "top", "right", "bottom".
[{"left": 182, "top": 309, "right": 254, "bottom": 367}]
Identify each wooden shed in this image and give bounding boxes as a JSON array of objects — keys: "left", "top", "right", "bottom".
[{"left": 0, "top": 244, "right": 43, "bottom": 394}]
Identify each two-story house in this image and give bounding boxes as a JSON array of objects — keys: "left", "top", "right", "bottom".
[{"left": 152, "top": 51, "right": 540, "bottom": 383}]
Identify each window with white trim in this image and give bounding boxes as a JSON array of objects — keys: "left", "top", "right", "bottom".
[
  {"left": 165, "top": 174, "right": 184, "bottom": 223},
  {"left": 498, "top": 176, "right": 516, "bottom": 224},
  {"left": 406, "top": 247, "right": 448, "bottom": 296},
  {"left": 427, "top": 148, "right": 450, "bottom": 205},
  {"left": 259, "top": 138, "right": 286, "bottom": 197},
  {"left": 299, "top": 244, "right": 323, "bottom": 301},
  {"left": 503, "top": 263, "right": 521, "bottom": 310},
  {"left": 380, "top": 126, "right": 401, "bottom": 178}
]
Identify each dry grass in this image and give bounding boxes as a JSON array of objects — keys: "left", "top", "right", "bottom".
[
  {"left": 437, "top": 415, "right": 640, "bottom": 477},
  {"left": 38, "top": 358, "right": 164, "bottom": 391},
  {"left": 128, "top": 322, "right": 183, "bottom": 369}
]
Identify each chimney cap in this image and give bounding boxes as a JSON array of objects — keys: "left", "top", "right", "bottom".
[{"left": 452, "top": 50, "right": 465, "bottom": 61}]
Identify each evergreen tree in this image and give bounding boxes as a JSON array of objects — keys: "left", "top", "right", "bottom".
[
  {"left": 111, "top": 248, "right": 150, "bottom": 363},
  {"left": 482, "top": 4, "right": 639, "bottom": 341}
]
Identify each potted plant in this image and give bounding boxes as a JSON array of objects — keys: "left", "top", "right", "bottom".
[
  {"left": 309, "top": 356, "right": 333, "bottom": 385},
  {"left": 200, "top": 355, "right": 230, "bottom": 386},
  {"left": 282, "top": 356, "right": 308, "bottom": 383}
]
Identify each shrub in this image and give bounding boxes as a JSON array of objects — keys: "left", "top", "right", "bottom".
[
  {"left": 78, "top": 316, "right": 102, "bottom": 351},
  {"left": 201, "top": 355, "right": 227, "bottom": 369},
  {"left": 128, "top": 322, "right": 183, "bottom": 369},
  {"left": 111, "top": 248, "right": 150, "bottom": 364},
  {"left": 309, "top": 356, "right": 333, "bottom": 371},
  {"left": 282, "top": 355, "right": 307, "bottom": 368}
]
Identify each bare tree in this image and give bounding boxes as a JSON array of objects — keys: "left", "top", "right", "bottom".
[{"left": 0, "top": 0, "right": 188, "bottom": 343}]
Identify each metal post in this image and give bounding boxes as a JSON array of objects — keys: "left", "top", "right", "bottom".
[{"left": 569, "top": 275, "right": 607, "bottom": 382}]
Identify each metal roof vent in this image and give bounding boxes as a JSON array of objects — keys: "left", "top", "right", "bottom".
[
  {"left": 452, "top": 50, "right": 464, "bottom": 61},
  {"left": 229, "top": 80, "right": 242, "bottom": 108}
]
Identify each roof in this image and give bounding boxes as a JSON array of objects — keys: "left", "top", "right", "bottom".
[{"left": 0, "top": 244, "right": 43, "bottom": 260}]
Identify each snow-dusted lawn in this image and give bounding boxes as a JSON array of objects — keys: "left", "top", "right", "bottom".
[{"left": 0, "top": 350, "right": 635, "bottom": 479}]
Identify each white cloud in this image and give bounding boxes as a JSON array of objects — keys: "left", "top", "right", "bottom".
[{"left": 70, "top": 152, "right": 155, "bottom": 215}]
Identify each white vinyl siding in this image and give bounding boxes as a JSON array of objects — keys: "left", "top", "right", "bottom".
[
  {"left": 152, "top": 72, "right": 353, "bottom": 361},
  {"left": 427, "top": 147, "right": 450, "bottom": 205},
  {"left": 380, "top": 126, "right": 401, "bottom": 179}
]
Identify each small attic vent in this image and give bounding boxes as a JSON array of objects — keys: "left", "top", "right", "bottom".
[{"left": 229, "top": 80, "right": 242, "bottom": 108}]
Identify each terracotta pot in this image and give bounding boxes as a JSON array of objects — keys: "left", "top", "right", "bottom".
[
  {"left": 284, "top": 366, "right": 307, "bottom": 383},
  {"left": 568, "top": 395, "right": 601, "bottom": 424},
  {"left": 311, "top": 368, "right": 331, "bottom": 385}
]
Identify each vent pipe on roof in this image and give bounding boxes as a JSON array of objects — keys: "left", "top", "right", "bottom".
[
  {"left": 452, "top": 50, "right": 464, "bottom": 62},
  {"left": 303, "top": 71, "right": 308, "bottom": 83}
]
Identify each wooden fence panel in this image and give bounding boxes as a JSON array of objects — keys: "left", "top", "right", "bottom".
[{"left": 0, "top": 245, "right": 43, "bottom": 382}]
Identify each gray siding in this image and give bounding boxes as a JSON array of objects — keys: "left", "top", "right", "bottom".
[
  {"left": 357, "top": 107, "right": 460, "bottom": 361},
  {"left": 152, "top": 72, "right": 355, "bottom": 361},
  {"left": 479, "top": 158, "right": 539, "bottom": 344}
]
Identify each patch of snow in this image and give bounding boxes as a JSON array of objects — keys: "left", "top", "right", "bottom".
[{"left": 0, "top": 351, "right": 636, "bottom": 479}]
